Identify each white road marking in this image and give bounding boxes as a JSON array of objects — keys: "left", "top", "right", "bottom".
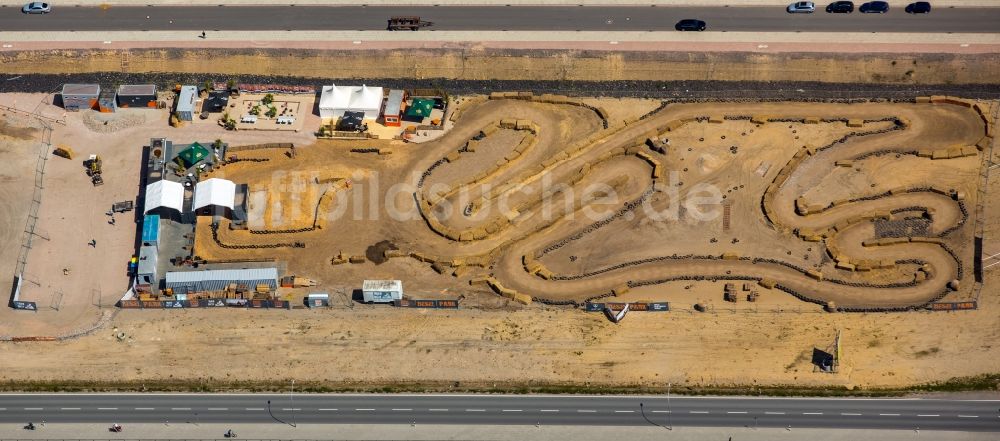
[
  {"left": 171, "top": 408, "right": 191, "bottom": 411},
  {"left": 765, "top": 411, "right": 785, "bottom": 415},
  {"left": 24, "top": 408, "right": 43, "bottom": 410},
  {"left": 614, "top": 410, "right": 635, "bottom": 413},
  {"left": 135, "top": 408, "right": 155, "bottom": 411},
  {"left": 502, "top": 409, "right": 522, "bottom": 412},
  {"left": 465, "top": 409, "right": 485, "bottom": 412},
  {"left": 651, "top": 410, "right": 671, "bottom": 413},
  {"left": 803, "top": 412, "right": 823, "bottom": 415},
  {"left": 577, "top": 410, "right": 597, "bottom": 413},
  {"left": 690, "top": 411, "right": 709, "bottom": 414},
  {"left": 540, "top": 409, "right": 559, "bottom": 412},
  {"left": 879, "top": 413, "right": 900, "bottom": 416},
  {"left": 727, "top": 411, "right": 748, "bottom": 414},
  {"left": 958, "top": 415, "right": 979, "bottom": 418},
  {"left": 97, "top": 408, "right": 117, "bottom": 410},
  {"left": 0, "top": 408, "right": 6, "bottom": 411},
  {"left": 391, "top": 409, "right": 411, "bottom": 411},
  {"left": 60, "top": 407, "right": 80, "bottom": 410},
  {"left": 281, "top": 408, "right": 302, "bottom": 411},
  {"left": 355, "top": 408, "right": 375, "bottom": 411},
  {"left": 841, "top": 413, "right": 862, "bottom": 416},
  {"left": 245, "top": 408, "right": 264, "bottom": 411},
  {"left": 318, "top": 408, "right": 338, "bottom": 411},
  {"left": 429, "top": 408, "right": 449, "bottom": 412},
  {"left": 918, "top": 414, "right": 940, "bottom": 417},
  {"left": 206, "top": 408, "right": 228, "bottom": 411}
]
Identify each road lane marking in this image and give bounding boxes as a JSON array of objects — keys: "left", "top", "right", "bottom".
[
  {"left": 355, "top": 408, "right": 375, "bottom": 411},
  {"left": 24, "top": 408, "right": 43, "bottom": 410},
  {"left": 392, "top": 409, "right": 411, "bottom": 411},
  {"left": 958, "top": 415, "right": 979, "bottom": 418},
  {"left": 690, "top": 411, "right": 709, "bottom": 414},
  {"left": 135, "top": 408, "right": 155, "bottom": 410},
  {"left": 918, "top": 414, "right": 940, "bottom": 417},
  {"left": 318, "top": 408, "right": 338, "bottom": 411},
  {"left": 614, "top": 410, "right": 635, "bottom": 413},
  {"left": 60, "top": 407, "right": 81, "bottom": 410},
  {"left": 577, "top": 410, "right": 597, "bottom": 413},
  {"left": 651, "top": 410, "right": 670, "bottom": 413},
  {"left": 803, "top": 412, "right": 823, "bottom": 415},
  {"left": 206, "top": 408, "right": 228, "bottom": 411},
  {"left": 97, "top": 408, "right": 117, "bottom": 410},
  {"left": 727, "top": 411, "right": 748, "bottom": 414},
  {"left": 765, "top": 412, "right": 785, "bottom": 415},
  {"left": 502, "top": 409, "right": 522, "bottom": 412},
  {"left": 0, "top": 408, "right": 5, "bottom": 411},
  {"left": 841, "top": 413, "right": 862, "bottom": 416},
  {"left": 429, "top": 408, "right": 448, "bottom": 412},
  {"left": 245, "top": 408, "right": 264, "bottom": 411},
  {"left": 171, "top": 408, "right": 191, "bottom": 411},
  {"left": 879, "top": 413, "right": 900, "bottom": 416},
  {"left": 281, "top": 408, "right": 302, "bottom": 411},
  {"left": 465, "top": 409, "right": 485, "bottom": 412},
  {"left": 540, "top": 409, "right": 559, "bottom": 412}
]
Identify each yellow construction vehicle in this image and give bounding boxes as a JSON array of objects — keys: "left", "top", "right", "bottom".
[
  {"left": 53, "top": 146, "right": 74, "bottom": 159},
  {"left": 84, "top": 154, "right": 104, "bottom": 186}
]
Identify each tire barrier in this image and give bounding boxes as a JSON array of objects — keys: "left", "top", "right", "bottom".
[{"left": 210, "top": 222, "right": 305, "bottom": 249}]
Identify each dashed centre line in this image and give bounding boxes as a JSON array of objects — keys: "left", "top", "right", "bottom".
[
  {"left": 171, "top": 408, "right": 191, "bottom": 411},
  {"left": 841, "top": 413, "right": 862, "bottom": 416},
  {"left": 245, "top": 408, "right": 265, "bottom": 411},
  {"left": 958, "top": 415, "right": 980, "bottom": 418},
  {"left": 281, "top": 408, "right": 301, "bottom": 411},
  {"left": 540, "top": 409, "right": 559, "bottom": 413},
  {"left": 206, "top": 408, "right": 228, "bottom": 411},
  {"left": 765, "top": 412, "right": 785, "bottom": 415},
  {"left": 24, "top": 408, "right": 43, "bottom": 411},
  {"left": 651, "top": 410, "right": 671, "bottom": 414},
  {"left": 60, "top": 407, "right": 81, "bottom": 410},
  {"left": 465, "top": 409, "right": 485, "bottom": 412},
  {"left": 355, "top": 408, "right": 375, "bottom": 411},
  {"left": 502, "top": 409, "right": 522, "bottom": 412},
  {"left": 577, "top": 410, "right": 597, "bottom": 413},
  {"left": 318, "top": 408, "right": 338, "bottom": 411},
  {"left": 727, "top": 411, "right": 748, "bottom": 414},
  {"left": 392, "top": 408, "right": 411, "bottom": 411},
  {"left": 689, "top": 411, "right": 709, "bottom": 414},
  {"left": 918, "top": 414, "right": 940, "bottom": 417},
  {"left": 429, "top": 408, "right": 449, "bottom": 412},
  {"left": 879, "top": 413, "right": 900, "bottom": 416},
  {"left": 614, "top": 410, "right": 635, "bottom": 413},
  {"left": 134, "top": 408, "right": 155, "bottom": 411},
  {"left": 97, "top": 408, "right": 117, "bottom": 411},
  {"left": 802, "top": 412, "right": 823, "bottom": 415}
]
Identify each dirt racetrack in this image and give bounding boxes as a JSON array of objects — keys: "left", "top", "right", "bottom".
[{"left": 194, "top": 96, "right": 990, "bottom": 311}]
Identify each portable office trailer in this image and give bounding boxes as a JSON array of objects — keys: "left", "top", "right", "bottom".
[
  {"left": 136, "top": 245, "right": 159, "bottom": 289},
  {"left": 175, "top": 85, "right": 198, "bottom": 121},
  {"left": 306, "top": 293, "right": 330, "bottom": 308},
  {"left": 61, "top": 84, "right": 100, "bottom": 111},
  {"left": 141, "top": 214, "right": 161, "bottom": 249},
  {"left": 117, "top": 84, "right": 157, "bottom": 108},
  {"left": 383, "top": 89, "right": 405, "bottom": 127},
  {"left": 362, "top": 279, "right": 403, "bottom": 303}
]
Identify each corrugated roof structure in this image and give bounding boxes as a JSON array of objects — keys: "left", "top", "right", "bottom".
[
  {"left": 118, "top": 84, "right": 156, "bottom": 96},
  {"left": 62, "top": 84, "right": 100, "bottom": 96},
  {"left": 362, "top": 279, "right": 402, "bottom": 291},
  {"left": 176, "top": 85, "right": 198, "bottom": 113},
  {"left": 141, "top": 214, "right": 160, "bottom": 243},
  {"left": 165, "top": 268, "right": 279, "bottom": 295},
  {"left": 384, "top": 89, "right": 405, "bottom": 116}
]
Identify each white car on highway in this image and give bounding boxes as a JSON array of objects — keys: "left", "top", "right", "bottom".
[
  {"left": 21, "top": 2, "right": 51, "bottom": 14},
  {"left": 787, "top": 1, "right": 816, "bottom": 13}
]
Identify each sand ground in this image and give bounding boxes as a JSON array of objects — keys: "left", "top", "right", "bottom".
[{"left": 0, "top": 93, "right": 997, "bottom": 391}]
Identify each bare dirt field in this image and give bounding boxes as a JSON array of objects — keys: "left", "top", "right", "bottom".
[{"left": 0, "top": 92, "right": 997, "bottom": 392}]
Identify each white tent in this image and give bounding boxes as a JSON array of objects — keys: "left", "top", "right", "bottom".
[
  {"left": 193, "top": 178, "right": 236, "bottom": 211},
  {"left": 318, "top": 84, "right": 384, "bottom": 120},
  {"left": 144, "top": 180, "right": 184, "bottom": 214}
]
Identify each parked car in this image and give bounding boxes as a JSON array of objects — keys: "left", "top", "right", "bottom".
[
  {"left": 906, "top": 1, "right": 931, "bottom": 13},
  {"left": 826, "top": 1, "right": 855, "bottom": 13},
  {"left": 860, "top": 1, "right": 889, "bottom": 13},
  {"left": 675, "top": 19, "right": 707, "bottom": 31},
  {"left": 21, "top": 2, "right": 50, "bottom": 13},
  {"left": 787, "top": 1, "right": 816, "bottom": 13}
]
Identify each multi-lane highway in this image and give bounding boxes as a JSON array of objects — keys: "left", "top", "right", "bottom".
[
  {"left": 1, "top": 5, "right": 999, "bottom": 33},
  {"left": 0, "top": 394, "right": 998, "bottom": 431}
]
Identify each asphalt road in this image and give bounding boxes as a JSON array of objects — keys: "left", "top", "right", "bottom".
[
  {"left": 0, "top": 394, "right": 998, "bottom": 432},
  {"left": 1, "top": 5, "right": 999, "bottom": 33}
]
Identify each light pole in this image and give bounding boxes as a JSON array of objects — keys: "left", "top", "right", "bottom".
[{"left": 667, "top": 382, "right": 673, "bottom": 431}]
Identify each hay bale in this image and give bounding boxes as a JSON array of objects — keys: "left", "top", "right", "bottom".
[
  {"left": 708, "top": 115, "right": 724, "bottom": 124},
  {"left": 915, "top": 96, "right": 932, "bottom": 103},
  {"left": 806, "top": 269, "right": 824, "bottom": 281},
  {"left": 613, "top": 284, "right": 631, "bottom": 296},
  {"left": 349, "top": 255, "right": 366, "bottom": 264},
  {"left": 489, "top": 92, "right": 505, "bottom": 100},
  {"left": 499, "top": 119, "right": 517, "bottom": 129},
  {"left": 750, "top": 115, "right": 769, "bottom": 124},
  {"left": 513, "top": 293, "right": 532, "bottom": 305},
  {"left": 445, "top": 151, "right": 461, "bottom": 163},
  {"left": 803, "top": 116, "right": 821, "bottom": 124},
  {"left": 469, "top": 275, "right": 491, "bottom": 286},
  {"left": 846, "top": 119, "right": 863, "bottom": 128},
  {"left": 948, "top": 279, "right": 960, "bottom": 290},
  {"left": 721, "top": 252, "right": 739, "bottom": 260},
  {"left": 758, "top": 278, "right": 777, "bottom": 289},
  {"left": 835, "top": 160, "right": 853, "bottom": 167},
  {"left": 515, "top": 119, "right": 533, "bottom": 130},
  {"left": 431, "top": 262, "right": 450, "bottom": 274}
]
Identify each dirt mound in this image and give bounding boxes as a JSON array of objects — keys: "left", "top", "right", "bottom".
[{"left": 366, "top": 240, "right": 399, "bottom": 265}]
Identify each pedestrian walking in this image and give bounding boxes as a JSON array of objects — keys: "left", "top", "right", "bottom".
[
  {"left": 109, "top": 217, "right": 116, "bottom": 225},
  {"left": 89, "top": 239, "right": 97, "bottom": 248},
  {"left": 201, "top": 31, "right": 207, "bottom": 39}
]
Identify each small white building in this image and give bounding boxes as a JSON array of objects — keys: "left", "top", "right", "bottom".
[
  {"left": 144, "top": 180, "right": 185, "bottom": 216},
  {"left": 175, "top": 85, "right": 198, "bottom": 121},
  {"left": 319, "top": 84, "right": 384, "bottom": 121},
  {"left": 193, "top": 178, "right": 236, "bottom": 216},
  {"left": 362, "top": 279, "right": 403, "bottom": 303}
]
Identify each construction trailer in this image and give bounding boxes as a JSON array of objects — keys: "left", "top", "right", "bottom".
[
  {"left": 175, "top": 85, "right": 198, "bottom": 121},
  {"left": 136, "top": 245, "right": 159, "bottom": 290},
  {"left": 97, "top": 89, "right": 117, "bottom": 113},
  {"left": 117, "top": 84, "right": 158, "bottom": 108},
  {"left": 164, "top": 268, "right": 279, "bottom": 297},
  {"left": 362, "top": 279, "right": 403, "bottom": 303},
  {"left": 141, "top": 214, "right": 160, "bottom": 249},
  {"left": 61, "top": 84, "right": 100, "bottom": 111},
  {"left": 306, "top": 293, "right": 330, "bottom": 308},
  {"left": 382, "top": 89, "right": 405, "bottom": 127}
]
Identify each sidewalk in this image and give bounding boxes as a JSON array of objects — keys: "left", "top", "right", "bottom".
[
  {"left": 1, "top": 30, "right": 998, "bottom": 54},
  {"left": 0, "top": 423, "right": 994, "bottom": 441},
  {"left": 1, "top": 1, "right": 999, "bottom": 7}
]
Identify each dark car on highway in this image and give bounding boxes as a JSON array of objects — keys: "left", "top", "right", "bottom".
[
  {"left": 860, "top": 1, "right": 889, "bottom": 13},
  {"left": 906, "top": 1, "right": 932, "bottom": 13},
  {"left": 675, "top": 19, "right": 707, "bottom": 31},
  {"left": 826, "top": 1, "right": 855, "bottom": 13}
]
